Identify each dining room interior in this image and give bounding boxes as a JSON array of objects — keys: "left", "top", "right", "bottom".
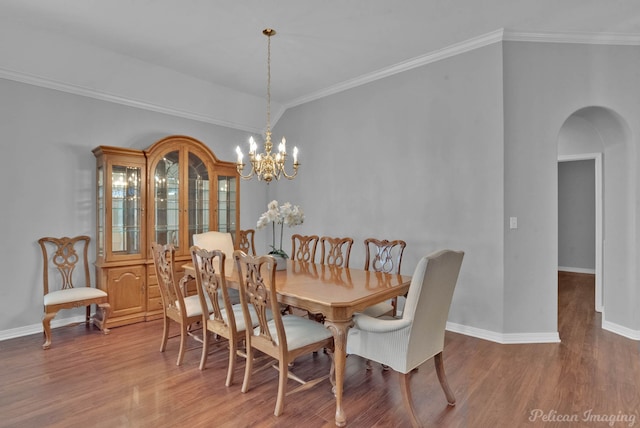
[{"left": 2, "top": 1, "right": 640, "bottom": 426}]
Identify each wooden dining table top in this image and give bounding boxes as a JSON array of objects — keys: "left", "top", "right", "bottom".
[{"left": 182, "top": 259, "right": 411, "bottom": 322}]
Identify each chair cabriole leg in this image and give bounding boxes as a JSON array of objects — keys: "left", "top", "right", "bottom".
[
  {"left": 434, "top": 351, "right": 456, "bottom": 405},
  {"left": 399, "top": 371, "right": 422, "bottom": 428},
  {"left": 42, "top": 312, "right": 56, "bottom": 350}
]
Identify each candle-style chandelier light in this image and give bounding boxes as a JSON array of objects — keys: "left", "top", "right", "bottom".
[{"left": 236, "top": 28, "right": 299, "bottom": 183}]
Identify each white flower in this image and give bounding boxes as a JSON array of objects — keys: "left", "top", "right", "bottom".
[
  {"left": 284, "top": 205, "right": 304, "bottom": 227},
  {"left": 255, "top": 200, "right": 304, "bottom": 256}
]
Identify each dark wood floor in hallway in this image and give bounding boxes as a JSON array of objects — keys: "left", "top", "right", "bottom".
[{"left": 0, "top": 271, "right": 638, "bottom": 427}]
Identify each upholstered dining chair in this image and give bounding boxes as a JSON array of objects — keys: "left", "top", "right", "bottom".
[
  {"left": 346, "top": 249, "right": 464, "bottom": 428},
  {"left": 193, "top": 231, "right": 239, "bottom": 304},
  {"left": 190, "top": 246, "right": 269, "bottom": 386},
  {"left": 290, "top": 234, "right": 319, "bottom": 262},
  {"left": 38, "top": 235, "right": 111, "bottom": 350},
  {"left": 362, "top": 238, "right": 407, "bottom": 318},
  {"left": 239, "top": 229, "right": 256, "bottom": 256},
  {"left": 319, "top": 236, "right": 353, "bottom": 268},
  {"left": 233, "top": 250, "right": 335, "bottom": 417},
  {"left": 151, "top": 242, "right": 211, "bottom": 366},
  {"left": 193, "top": 231, "right": 236, "bottom": 275}
]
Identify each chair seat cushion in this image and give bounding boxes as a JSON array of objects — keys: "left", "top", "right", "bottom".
[
  {"left": 217, "top": 305, "right": 272, "bottom": 332},
  {"left": 182, "top": 294, "right": 211, "bottom": 317},
  {"left": 256, "top": 314, "right": 332, "bottom": 350},
  {"left": 361, "top": 301, "right": 394, "bottom": 318},
  {"left": 44, "top": 287, "right": 107, "bottom": 306}
]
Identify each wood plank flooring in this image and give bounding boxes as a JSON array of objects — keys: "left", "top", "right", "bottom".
[{"left": 1, "top": 272, "right": 638, "bottom": 427}]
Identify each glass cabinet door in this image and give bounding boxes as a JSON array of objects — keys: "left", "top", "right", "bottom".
[
  {"left": 153, "top": 151, "right": 180, "bottom": 248},
  {"left": 111, "top": 165, "right": 142, "bottom": 254},
  {"left": 187, "top": 152, "right": 210, "bottom": 247},
  {"left": 94, "top": 146, "right": 146, "bottom": 263},
  {"left": 217, "top": 175, "right": 237, "bottom": 235},
  {"left": 97, "top": 166, "right": 104, "bottom": 258}
]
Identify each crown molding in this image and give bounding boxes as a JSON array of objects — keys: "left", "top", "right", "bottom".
[
  {"left": 0, "top": 66, "right": 264, "bottom": 134},
  {"left": 504, "top": 29, "right": 640, "bottom": 45},
  {"left": 284, "top": 29, "right": 505, "bottom": 109}
]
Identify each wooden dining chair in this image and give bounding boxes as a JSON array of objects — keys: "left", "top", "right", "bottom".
[
  {"left": 362, "top": 238, "right": 407, "bottom": 318},
  {"left": 191, "top": 246, "right": 268, "bottom": 386},
  {"left": 238, "top": 229, "right": 256, "bottom": 256},
  {"left": 290, "top": 234, "right": 319, "bottom": 262},
  {"left": 233, "top": 250, "right": 335, "bottom": 417},
  {"left": 38, "top": 235, "right": 111, "bottom": 350},
  {"left": 319, "top": 236, "right": 353, "bottom": 268},
  {"left": 347, "top": 250, "right": 464, "bottom": 428},
  {"left": 151, "top": 242, "right": 211, "bottom": 366}
]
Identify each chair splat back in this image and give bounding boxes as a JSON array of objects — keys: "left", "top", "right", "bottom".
[
  {"left": 319, "top": 236, "right": 353, "bottom": 268},
  {"left": 192, "top": 247, "right": 227, "bottom": 327},
  {"left": 40, "top": 236, "right": 91, "bottom": 294},
  {"left": 291, "top": 234, "right": 319, "bottom": 263},
  {"left": 364, "top": 238, "right": 406, "bottom": 275},
  {"left": 239, "top": 229, "right": 256, "bottom": 256},
  {"left": 151, "top": 243, "right": 181, "bottom": 315},
  {"left": 236, "top": 253, "right": 278, "bottom": 345}
]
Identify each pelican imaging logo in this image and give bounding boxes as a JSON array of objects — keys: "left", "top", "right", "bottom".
[{"left": 529, "top": 409, "right": 637, "bottom": 426}]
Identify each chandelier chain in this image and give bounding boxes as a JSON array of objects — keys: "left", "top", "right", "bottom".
[{"left": 266, "top": 31, "right": 271, "bottom": 134}]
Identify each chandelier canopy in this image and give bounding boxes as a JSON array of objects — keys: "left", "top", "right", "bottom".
[{"left": 236, "top": 28, "right": 299, "bottom": 183}]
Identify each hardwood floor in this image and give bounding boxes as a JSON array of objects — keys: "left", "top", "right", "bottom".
[{"left": 1, "top": 272, "right": 638, "bottom": 427}]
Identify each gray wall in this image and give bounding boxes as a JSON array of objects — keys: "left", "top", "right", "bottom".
[
  {"left": 269, "top": 43, "right": 507, "bottom": 333},
  {"left": 558, "top": 160, "right": 595, "bottom": 271}
]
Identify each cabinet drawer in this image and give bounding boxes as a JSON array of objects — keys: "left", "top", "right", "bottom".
[{"left": 147, "top": 296, "right": 163, "bottom": 312}]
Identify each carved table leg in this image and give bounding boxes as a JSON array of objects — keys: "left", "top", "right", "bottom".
[{"left": 324, "top": 319, "right": 351, "bottom": 427}]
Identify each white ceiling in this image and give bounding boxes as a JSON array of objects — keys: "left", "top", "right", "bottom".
[{"left": 2, "top": 1, "right": 640, "bottom": 129}]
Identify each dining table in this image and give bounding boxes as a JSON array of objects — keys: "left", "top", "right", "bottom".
[{"left": 182, "top": 259, "right": 411, "bottom": 427}]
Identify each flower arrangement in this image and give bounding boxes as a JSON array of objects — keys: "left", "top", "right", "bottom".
[{"left": 256, "top": 200, "right": 304, "bottom": 259}]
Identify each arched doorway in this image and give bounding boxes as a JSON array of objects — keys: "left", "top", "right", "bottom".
[{"left": 557, "top": 106, "right": 632, "bottom": 321}]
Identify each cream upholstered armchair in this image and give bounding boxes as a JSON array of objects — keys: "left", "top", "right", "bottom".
[
  {"left": 193, "top": 231, "right": 239, "bottom": 304},
  {"left": 346, "top": 249, "right": 464, "bottom": 428},
  {"left": 193, "top": 231, "right": 236, "bottom": 274}
]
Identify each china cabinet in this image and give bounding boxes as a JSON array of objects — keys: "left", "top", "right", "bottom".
[{"left": 93, "top": 135, "right": 239, "bottom": 327}]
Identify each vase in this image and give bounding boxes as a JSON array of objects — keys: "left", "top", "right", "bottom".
[{"left": 271, "top": 254, "right": 288, "bottom": 271}]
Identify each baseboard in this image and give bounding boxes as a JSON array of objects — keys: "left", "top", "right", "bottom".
[
  {"left": 602, "top": 317, "right": 640, "bottom": 341},
  {"left": 446, "top": 322, "right": 561, "bottom": 344},
  {"left": 558, "top": 266, "right": 596, "bottom": 274},
  {"left": 0, "top": 315, "right": 86, "bottom": 342}
]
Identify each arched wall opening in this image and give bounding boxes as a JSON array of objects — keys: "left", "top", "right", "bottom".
[{"left": 557, "top": 106, "right": 633, "bottom": 333}]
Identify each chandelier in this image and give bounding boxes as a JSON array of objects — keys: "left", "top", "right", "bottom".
[{"left": 236, "top": 28, "right": 299, "bottom": 183}]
